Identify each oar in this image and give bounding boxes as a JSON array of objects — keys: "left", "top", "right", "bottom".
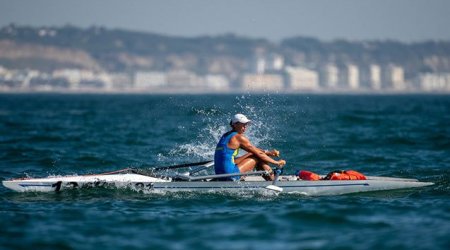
[
  {"left": 189, "top": 161, "right": 215, "bottom": 175},
  {"left": 131, "top": 160, "right": 213, "bottom": 177},
  {"left": 151, "top": 160, "right": 213, "bottom": 171},
  {"left": 265, "top": 167, "right": 283, "bottom": 192}
]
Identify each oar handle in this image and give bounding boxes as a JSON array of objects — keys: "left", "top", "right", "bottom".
[{"left": 272, "top": 168, "right": 283, "bottom": 185}]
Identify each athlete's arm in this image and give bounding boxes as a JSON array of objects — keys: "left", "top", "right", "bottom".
[{"left": 235, "top": 135, "right": 285, "bottom": 166}]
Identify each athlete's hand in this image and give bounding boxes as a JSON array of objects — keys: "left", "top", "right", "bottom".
[
  {"left": 271, "top": 149, "right": 280, "bottom": 157},
  {"left": 266, "top": 149, "right": 280, "bottom": 157},
  {"left": 277, "top": 160, "right": 286, "bottom": 167}
]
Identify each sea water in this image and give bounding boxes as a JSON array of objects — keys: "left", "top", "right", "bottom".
[{"left": 0, "top": 94, "right": 449, "bottom": 250}]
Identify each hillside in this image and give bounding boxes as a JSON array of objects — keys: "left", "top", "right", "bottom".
[{"left": 1, "top": 24, "right": 450, "bottom": 80}]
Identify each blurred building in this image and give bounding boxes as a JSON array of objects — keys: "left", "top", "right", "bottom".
[
  {"left": 29, "top": 72, "right": 70, "bottom": 91},
  {"left": 370, "top": 65, "right": 382, "bottom": 90},
  {"left": 339, "top": 64, "right": 360, "bottom": 90},
  {"left": 241, "top": 74, "right": 284, "bottom": 92},
  {"left": 166, "top": 70, "right": 204, "bottom": 88},
  {"left": 319, "top": 64, "right": 339, "bottom": 89},
  {"left": 360, "top": 64, "right": 382, "bottom": 90},
  {"left": 349, "top": 65, "right": 360, "bottom": 90},
  {"left": 252, "top": 54, "right": 284, "bottom": 74},
  {"left": 204, "top": 75, "right": 230, "bottom": 91},
  {"left": 109, "top": 72, "right": 132, "bottom": 90},
  {"left": 254, "top": 57, "right": 266, "bottom": 74},
  {"left": 134, "top": 71, "right": 167, "bottom": 89},
  {"left": 52, "top": 69, "right": 112, "bottom": 91},
  {"left": 271, "top": 54, "right": 285, "bottom": 71},
  {"left": 0, "top": 68, "right": 33, "bottom": 90},
  {"left": 286, "top": 67, "right": 319, "bottom": 90},
  {"left": 382, "top": 65, "right": 405, "bottom": 90},
  {"left": 418, "top": 73, "right": 450, "bottom": 92}
]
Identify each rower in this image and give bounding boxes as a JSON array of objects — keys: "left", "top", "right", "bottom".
[{"left": 214, "top": 114, "right": 286, "bottom": 181}]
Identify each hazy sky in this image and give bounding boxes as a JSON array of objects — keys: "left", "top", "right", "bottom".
[{"left": 1, "top": 0, "right": 449, "bottom": 42}]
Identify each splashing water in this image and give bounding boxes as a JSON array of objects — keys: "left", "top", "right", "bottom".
[
  {"left": 158, "top": 94, "right": 281, "bottom": 163},
  {"left": 231, "top": 94, "right": 279, "bottom": 149}
]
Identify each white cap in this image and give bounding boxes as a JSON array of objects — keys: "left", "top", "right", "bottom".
[{"left": 231, "top": 114, "right": 251, "bottom": 125}]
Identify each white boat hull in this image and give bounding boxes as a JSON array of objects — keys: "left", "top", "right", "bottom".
[{"left": 2, "top": 173, "right": 433, "bottom": 196}]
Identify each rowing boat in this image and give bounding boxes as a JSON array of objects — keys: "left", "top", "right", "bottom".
[
  {"left": 2, "top": 162, "right": 433, "bottom": 195},
  {"left": 2, "top": 174, "right": 433, "bottom": 196}
]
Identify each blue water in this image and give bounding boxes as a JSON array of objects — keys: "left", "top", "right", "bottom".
[{"left": 0, "top": 94, "right": 449, "bottom": 250}]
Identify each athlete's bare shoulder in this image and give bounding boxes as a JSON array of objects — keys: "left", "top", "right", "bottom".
[{"left": 234, "top": 133, "right": 249, "bottom": 142}]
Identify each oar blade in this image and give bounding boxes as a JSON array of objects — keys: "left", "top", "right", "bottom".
[
  {"left": 265, "top": 184, "right": 283, "bottom": 192},
  {"left": 265, "top": 167, "right": 283, "bottom": 192}
]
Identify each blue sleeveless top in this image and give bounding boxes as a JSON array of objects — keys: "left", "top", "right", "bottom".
[{"left": 214, "top": 131, "right": 240, "bottom": 181}]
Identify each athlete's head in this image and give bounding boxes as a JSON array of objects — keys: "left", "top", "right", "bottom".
[{"left": 230, "top": 114, "right": 250, "bottom": 133}]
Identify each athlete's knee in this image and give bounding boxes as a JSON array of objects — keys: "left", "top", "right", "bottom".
[
  {"left": 244, "top": 157, "right": 258, "bottom": 165},
  {"left": 238, "top": 158, "right": 257, "bottom": 172}
]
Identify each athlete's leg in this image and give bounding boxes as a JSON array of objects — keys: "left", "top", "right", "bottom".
[
  {"left": 237, "top": 156, "right": 257, "bottom": 173},
  {"left": 256, "top": 162, "right": 274, "bottom": 181},
  {"left": 234, "top": 152, "right": 254, "bottom": 165},
  {"left": 238, "top": 156, "right": 274, "bottom": 181}
]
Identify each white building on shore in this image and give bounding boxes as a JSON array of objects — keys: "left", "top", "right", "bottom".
[
  {"left": 252, "top": 54, "right": 284, "bottom": 74},
  {"left": 166, "top": 70, "right": 204, "bottom": 89},
  {"left": 52, "top": 69, "right": 110, "bottom": 91},
  {"left": 134, "top": 71, "right": 167, "bottom": 90},
  {"left": 418, "top": 73, "right": 450, "bottom": 92},
  {"left": 344, "top": 64, "right": 360, "bottom": 90},
  {"left": 286, "top": 67, "right": 319, "bottom": 91},
  {"left": 360, "top": 64, "right": 381, "bottom": 90},
  {"left": 382, "top": 65, "right": 406, "bottom": 90},
  {"left": 335, "top": 64, "right": 360, "bottom": 90},
  {"left": 204, "top": 75, "right": 230, "bottom": 91},
  {"left": 241, "top": 73, "right": 284, "bottom": 92},
  {"left": 109, "top": 72, "right": 132, "bottom": 90},
  {"left": 319, "top": 64, "right": 339, "bottom": 89},
  {"left": 367, "top": 64, "right": 382, "bottom": 90}
]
